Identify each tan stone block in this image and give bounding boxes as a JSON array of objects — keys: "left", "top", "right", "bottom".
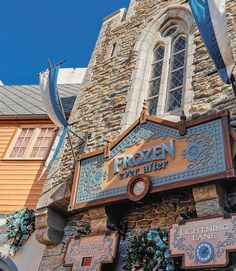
[
  {"left": 193, "top": 184, "right": 219, "bottom": 202},
  {"left": 127, "top": 213, "right": 144, "bottom": 222},
  {"left": 191, "top": 103, "right": 211, "bottom": 114},
  {"left": 136, "top": 220, "right": 152, "bottom": 227},
  {"left": 89, "top": 207, "right": 107, "bottom": 220},
  {"left": 91, "top": 217, "right": 108, "bottom": 233}
]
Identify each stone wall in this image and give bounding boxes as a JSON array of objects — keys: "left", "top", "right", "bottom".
[
  {"left": 191, "top": 0, "right": 236, "bottom": 117},
  {"left": 37, "top": 0, "right": 236, "bottom": 270},
  {"left": 38, "top": 0, "right": 236, "bottom": 200},
  {"left": 39, "top": 190, "right": 195, "bottom": 270}
]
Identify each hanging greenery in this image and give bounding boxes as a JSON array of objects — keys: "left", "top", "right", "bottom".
[
  {"left": 123, "top": 228, "right": 174, "bottom": 271},
  {"left": 0, "top": 208, "right": 35, "bottom": 258}
]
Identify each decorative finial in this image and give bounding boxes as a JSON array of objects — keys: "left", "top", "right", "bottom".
[
  {"left": 180, "top": 111, "right": 186, "bottom": 121},
  {"left": 104, "top": 135, "right": 113, "bottom": 158},
  {"left": 140, "top": 100, "right": 149, "bottom": 124},
  {"left": 179, "top": 111, "right": 187, "bottom": 136},
  {"left": 143, "top": 100, "right": 148, "bottom": 112}
]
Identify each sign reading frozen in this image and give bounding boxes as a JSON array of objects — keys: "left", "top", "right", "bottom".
[{"left": 69, "top": 110, "right": 233, "bottom": 211}]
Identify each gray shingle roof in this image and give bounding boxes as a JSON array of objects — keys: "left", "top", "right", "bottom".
[{"left": 0, "top": 84, "right": 81, "bottom": 117}]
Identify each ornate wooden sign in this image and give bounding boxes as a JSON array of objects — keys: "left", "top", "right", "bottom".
[
  {"left": 170, "top": 215, "right": 236, "bottom": 268},
  {"left": 64, "top": 232, "right": 119, "bottom": 271},
  {"left": 69, "top": 111, "right": 234, "bottom": 210}
]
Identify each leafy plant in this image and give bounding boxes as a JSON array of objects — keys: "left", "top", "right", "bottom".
[
  {"left": 123, "top": 228, "right": 174, "bottom": 271},
  {"left": 0, "top": 208, "right": 35, "bottom": 257}
]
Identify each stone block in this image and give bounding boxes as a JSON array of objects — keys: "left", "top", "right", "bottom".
[
  {"left": 196, "top": 198, "right": 223, "bottom": 217},
  {"left": 193, "top": 184, "right": 219, "bottom": 202},
  {"left": 35, "top": 207, "right": 67, "bottom": 246},
  {"left": 89, "top": 207, "right": 107, "bottom": 220},
  {"left": 91, "top": 217, "right": 108, "bottom": 233},
  {"left": 39, "top": 254, "right": 64, "bottom": 271}
]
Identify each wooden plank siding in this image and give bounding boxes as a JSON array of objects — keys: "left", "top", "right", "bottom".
[{"left": 0, "top": 121, "right": 52, "bottom": 214}]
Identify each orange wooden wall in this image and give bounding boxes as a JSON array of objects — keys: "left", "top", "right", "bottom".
[{"left": 0, "top": 120, "right": 52, "bottom": 214}]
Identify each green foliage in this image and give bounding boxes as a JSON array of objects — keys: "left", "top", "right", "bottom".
[
  {"left": 0, "top": 208, "right": 35, "bottom": 257},
  {"left": 123, "top": 228, "right": 174, "bottom": 271}
]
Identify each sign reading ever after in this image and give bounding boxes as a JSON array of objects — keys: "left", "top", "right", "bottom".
[
  {"left": 170, "top": 215, "right": 236, "bottom": 268},
  {"left": 69, "top": 112, "right": 233, "bottom": 210}
]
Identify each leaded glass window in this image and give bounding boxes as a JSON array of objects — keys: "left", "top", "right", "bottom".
[
  {"left": 167, "top": 36, "right": 186, "bottom": 112},
  {"left": 147, "top": 46, "right": 165, "bottom": 115},
  {"left": 163, "top": 26, "right": 177, "bottom": 37}
]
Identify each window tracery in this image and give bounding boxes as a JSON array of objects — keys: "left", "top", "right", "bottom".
[
  {"left": 121, "top": 7, "right": 194, "bottom": 131},
  {"left": 167, "top": 35, "right": 187, "bottom": 112},
  {"left": 147, "top": 46, "right": 165, "bottom": 115},
  {"left": 147, "top": 23, "right": 188, "bottom": 116}
]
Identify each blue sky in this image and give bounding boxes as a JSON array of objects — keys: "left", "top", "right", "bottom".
[{"left": 0, "top": 0, "right": 130, "bottom": 85}]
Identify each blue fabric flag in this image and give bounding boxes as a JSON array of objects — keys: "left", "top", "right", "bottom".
[
  {"left": 39, "top": 65, "right": 69, "bottom": 179},
  {"left": 189, "top": 0, "right": 235, "bottom": 84}
]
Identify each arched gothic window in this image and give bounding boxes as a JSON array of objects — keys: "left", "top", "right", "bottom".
[
  {"left": 148, "top": 25, "right": 188, "bottom": 116},
  {"left": 120, "top": 7, "right": 194, "bottom": 131}
]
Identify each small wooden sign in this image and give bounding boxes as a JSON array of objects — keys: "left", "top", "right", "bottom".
[
  {"left": 170, "top": 215, "right": 236, "bottom": 268},
  {"left": 64, "top": 232, "right": 119, "bottom": 271},
  {"left": 69, "top": 111, "right": 234, "bottom": 210}
]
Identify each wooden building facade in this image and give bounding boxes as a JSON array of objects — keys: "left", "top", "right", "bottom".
[{"left": 0, "top": 83, "right": 80, "bottom": 215}]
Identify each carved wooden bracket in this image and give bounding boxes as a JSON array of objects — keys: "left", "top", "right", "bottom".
[
  {"left": 104, "top": 136, "right": 112, "bottom": 158},
  {"left": 230, "top": 129, "right": 236, "bottom": 159},
  {"left": 178, "top": 110, "right": 187, "bottom": 136}
]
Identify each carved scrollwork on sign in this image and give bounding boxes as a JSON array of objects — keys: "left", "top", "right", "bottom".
[
  {"left": 214, "top": 216, "right": 236, "bottom": 261},
  {"left": 64, "top": 232, "right": 119, "bottom": 271},
  {"left": 78, "top": 158, "right": 108, "bottom": 196},
  {"left": 182, "top": 132, "right": 214, "bottom": 169},
  {"left": 70, "top": 113, "right": 232, "bottom": 210},
  {"left": 182, "top": 120, "right": 225, "bottom": 171},
  {"left": 172, "top": 225, "right": 195, "bottom": 261},
  {"left": 110, "top": 122, "right": 180, "bottom": 157},
  {"left": 170, "top": 215, "right": 236, "bottom": 268}
]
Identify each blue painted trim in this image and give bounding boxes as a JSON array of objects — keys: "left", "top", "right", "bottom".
[
  {"left": 49, "top": 66, "right": 68, "bottom": 127},
  {"left": 0, "top": 257, "right": 18, "bottom": 271},
  {"left": 49, "top": 127, "right": 68, "bottom": 169},
  {"left": 189, "top": 0, "right": 230, "bottom": 83}
]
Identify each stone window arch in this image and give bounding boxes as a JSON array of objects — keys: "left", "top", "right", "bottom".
[{"left": 121, "top": 6, "right": 195, "bottom": 132}]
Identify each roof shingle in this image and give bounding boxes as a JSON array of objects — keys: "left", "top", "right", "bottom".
[{"left": 0, "top": 84, "right": 81, "bottom": 117}]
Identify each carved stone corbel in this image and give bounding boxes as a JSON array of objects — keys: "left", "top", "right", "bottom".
[
  {"left": 35, "top": 207, "right": 67, "bottom": 246},
  {"left": 35, "top": 181, "right": 71, "bottom": 246},
  {"left": 89, "top": 207, "right": 109, "bottom": 233}
]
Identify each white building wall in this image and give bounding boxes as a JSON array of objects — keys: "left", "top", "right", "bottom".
[
  {"left": 57, "top": 67, "right": 87, "bottom": 84},
  {"left": 12, "top": 233, "right": 45, "bottom": 271}
]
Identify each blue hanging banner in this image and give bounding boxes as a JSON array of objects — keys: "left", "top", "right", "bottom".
[
  {"left": 189, "top": 0, "right": 235, "bottom": 84},
  {"left": 39, "top": 64, "right": 69, "bottom": 179}
]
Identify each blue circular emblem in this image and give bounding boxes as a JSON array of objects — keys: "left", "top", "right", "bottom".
[{"left": 195, "top": 242, "right": 214, "bottom": 263}]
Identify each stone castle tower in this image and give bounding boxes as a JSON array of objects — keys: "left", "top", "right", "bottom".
[{"left": 36, "top": 0, "right": 236, "bottom": 270}]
